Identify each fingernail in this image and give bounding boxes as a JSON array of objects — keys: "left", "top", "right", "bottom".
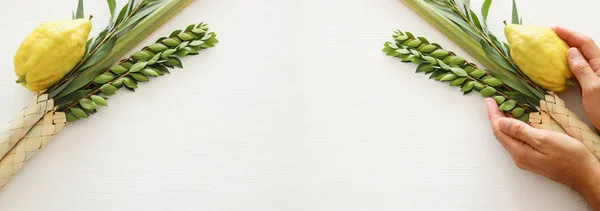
[
  {"left": 500, "top": 118, "right": 511, "bottom": 132},
  {"left": 568, "top": 48, "right": 582, "bottom": 59}
]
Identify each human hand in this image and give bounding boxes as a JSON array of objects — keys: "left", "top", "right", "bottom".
[
  {"left": 552, "top": 26, "right": 600, "bottom": 131},
  {"left": 484, "top": 98, "right": 600, "bottom": 192}
]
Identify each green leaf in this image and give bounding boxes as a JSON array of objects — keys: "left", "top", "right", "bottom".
[
  {"left": 161, "top": 49, "right": 177, "bottom": 58},
  {"left": 189, "top": 40, "right": 204, "bottom": 47},
  {"left": 482, "top": 76, "right": 503, "bottom": 86},
  {"left": 435, "top": 72, "right": 448, "bottom": 81},
  {"left": 480, "top": 86, "right": 496, "bottom": 97},
  {"left": 148, "top": 53, "right": 161, "bottom": 65},
  {"left": 163, "top": 38, "right": 181, "bottom": 47},
  {"left": 523, "top": 82, "right": 545, "bottom": 100},
  {"left": 111, "top": 3, "right": 129, "bottom": 30},
  {"left": 70, "top": 107, "right": 88, "bottom": 119},
  {"left": 481, "top": 0, "right": 492, "bottom": 25},
  {"left": 464, "top": 66, "right": 475, "bottom": 74},
  {"left": 511, "top": 0, "right": 520, "bottom": 25},
  {"left": 480, "top": 40, "right": 514, "bottom": 73},
  {"left": 184, "top": 47, "right": 198, "bottom": 55},
  {"left": 429, "top": 69, "right": 445, "bottom": 80},
  {"left": 110, "top": 65, "right": 129, "bottom": 74},
  {"left": 178, "top": 41, "right": 190, "bottom": 50},
  {"left": 489, "top": 34, "right": 508, "bottom": 56},
  {"left": 151, "top": 67, "right": 165, "bottom": 75},
  {"left": 504, "top": 42, "right": 512, "bottom": 57},
  {"left": 512, "top": 107, "right": 525, "bottom": 118},
  {"left": 48, "top": 76, "right": 76, "bottom": 99},
  {"left": 418, "top": 44, "right": 437, "bottom": 53},
  {"left": 164, "top": 57, "right": 183, "bottom": 68},
  {"left": 79, "top": 37, "right": 117, "bottom": 71},
  {"left": 114, "top": 2, "right": 165, "bottom": 35},
  {"left": 75, "top": 0, "right": 84, "bottom": 19},
  {"left": 450, "top": 77, "right": 467, "bottom": 86},
  {"left": 153, "top": 64, "right": 170, "bottom": 74},
  {"left": 396, "top": 49, "right": 410, "bottom": 55},
  {"left": 469, "top": 10, "right": 483, "bottom": 32},
  {"left": 170, "top": 30, "right": 182, "bottom": 37},
  {"left": 461, "top": 81, "right": 475, "bottom": 92},
  {"left": 131, "top": 73, "right": 149, "bottom": 82},
  {"left": 90, "top": 29, "right": 109, "bottom": 51},
  {"left": 471, "top": 81, "right": 485, "bottom": 90},
  {"left": 91, "top": 95, "right": 108, "bottom": 106},
  {"left": 434, "top": 7, "right": 483, "bottom": 40},
  {"left": 123, "top": 77, "right": 137, "bottom": 88},
  {"left": 133, "top": 51, "right": 153, "bottom": 61},
  {"left": 127, "top": 0, "right": 137, "bottom": 13},
  {"left": 175, "top": 49, "right": 189, "bottom": 57},
  {"left": 450, "top": 67, "right": 467, "bottom": 77},
  {"left": 122, "top": 61, "right": 134, "bottom": 69},
  {"left": 430, "top": 49, "right": 449, "bottom": 59},
  {"left": 506, "top": 91, "right": 533, "bottom": 105},
  {"left": 440, "top": 73, "right": 458, "bottom": 82},
  {"left": 446, "top": 56, "right": 466, "bottom": 66},
  {"left": 79, "top": 98, "right": 99, "bottom": 110},
  {"left": 112, "top": 78, "right": 124, "bottom": 87},
  {"left": 438, "top": 60, "right": 451, "bottom": 70},
  {"left": 100, "top": 84, "right": 118, "bottom": 95},
  {"left": 94, "top": 72, "right": 116, "bottom": 84},
  {"left": 422, "top": 56, "right": 437, "bottom": 65},
  {"left": 499, "top": 100, "right": 517, "bottom": 111},
  {"left": 185, "top": 24, "right": 196, "bottom": 32},
  {"left": 107, "top": 0, "right": 117, "bottom": 16},
  {"left": 84, "top": 38, "right": 93, "bottom": 55},
  {"left": 191, "top": 27, "right": 206, "bottom": 34},
  {"left": 66, "top": 112, "right": 80, "bottom": 122},
  {"left": 130, "top": 62, "right": 148, "bottom": 73},
  {"left": 201, "top": 33, "right": 212, "bottom": 41},
  {"left": 177, "top": 33, "right": 194, "bottom": 41},
  {"left": 141, "top": 68, "right": 159, "bottom": 77},
  {"left": 493, "top": 96, "right": 506, "bottom": 104},
  {"left": 416, "top": 63, "right": 429, "bottom": 73},
  {"left": 149, "top": 43, "right": 169, "bottom": 52}
]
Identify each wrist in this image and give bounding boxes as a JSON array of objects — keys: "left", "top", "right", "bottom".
[{"left": 576, "top": 164, "right": 600, "bottom": 210}]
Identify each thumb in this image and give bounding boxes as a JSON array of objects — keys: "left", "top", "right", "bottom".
[
  {"left": 568, "top": 48, "right": 598, "bottom": 89},
  {"left": 499, "top": 118, "right": 544, "bottom": 148}
]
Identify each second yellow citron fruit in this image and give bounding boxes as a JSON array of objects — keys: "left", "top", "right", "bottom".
[
  {"left": 14, "top": 19, "right": 92, "bottom": 92},
  {"left": 505, "top": 24, "right": 573, "bottom": 93}
]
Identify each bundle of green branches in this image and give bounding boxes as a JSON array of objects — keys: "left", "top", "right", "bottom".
[
  {"left": 0, "top": 0, "right": 218, "bottom": 189},
  {"left": 384, "top": 0, "right": 600, "bottom": 158}
]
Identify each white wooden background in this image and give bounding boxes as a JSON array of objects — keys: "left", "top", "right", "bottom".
[{"left": 0, "top": 0, "right": 598, "bottom": 210}]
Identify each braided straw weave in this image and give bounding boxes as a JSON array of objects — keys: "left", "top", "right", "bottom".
[
  {"left": 529, "top": 93, "right": 600, "bottom": 159},
  {"left": 0, "top": 111, "right": 66, "bottom": 188},
  {"left": 0, "top": 94, "right": 54, "bottom": 160}
]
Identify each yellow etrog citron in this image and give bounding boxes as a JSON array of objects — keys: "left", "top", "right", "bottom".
[
  {"left": 14, "top": 19, "right": 92, "bottom": 92},
  {"left": 504, "top": 24, "right": 574, "bottom": 93}
]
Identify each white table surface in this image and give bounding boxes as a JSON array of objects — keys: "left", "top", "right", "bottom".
[{"left": 0, "top": 0, "right": 598, "bottom": 210}]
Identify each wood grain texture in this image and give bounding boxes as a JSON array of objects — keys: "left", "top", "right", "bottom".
[{"left": 0, "top": 0, "right": 597, "bottom": 210}]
